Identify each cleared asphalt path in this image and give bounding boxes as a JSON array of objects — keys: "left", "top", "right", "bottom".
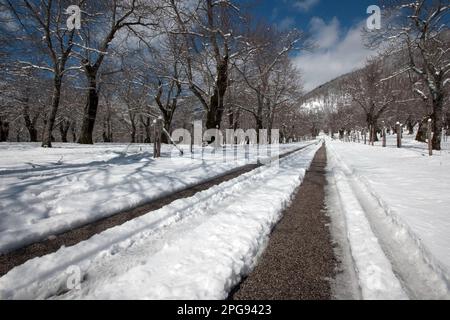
[{"left": 230, "top": 145, "right": 336, "bottom": 300}]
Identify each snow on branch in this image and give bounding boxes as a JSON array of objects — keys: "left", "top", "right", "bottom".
[{"left": 18, "top": 61, "right": 54, "bottom": 73}]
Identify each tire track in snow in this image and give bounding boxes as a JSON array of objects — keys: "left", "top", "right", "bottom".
[
  {"left": 230, "top": 145, "right": 336, "bottom": 300},
  {"left": 0, "top": 142, "right": 322, "bottom": 300},
  {"left": 327, "top": 143, "right": 450, "bottom": 299},
  {"left": 327, "top": 145, "right": 407, "bottom": 299},
  {"left": 0, "top": 142, "right": 317, "bottom": 277}
]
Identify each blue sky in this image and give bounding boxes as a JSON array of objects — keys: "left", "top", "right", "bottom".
[
  {"left": 254, "top": 0, "right": 376, "bottom": 31},
  {"left": 252, "top": 0, "right": 378, "bottom": 91}
]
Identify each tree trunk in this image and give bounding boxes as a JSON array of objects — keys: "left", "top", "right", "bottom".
[
  {"left": 255, "top": 95, "right": 264, "bottom": 144},
  {"left": 28, "top": 127, "right": 38, "bottom": 142},
  {"left": 102, "top": 114, "right": 113, "bottom": 143},
  {"left": 71, "top": 121, "right": 77, "bottom": 142},
  {"left": 205, "top": 105, "right": 219, "bottom": 131},
  {"left": 0, "top": 116, "right": 9, "bottom": 142},
  {"left": 23, "top": 103, "right": 39, "bottom": 142},
  {"left": 268, "top": 124, "right": 273, "bottom": 143},
  {"left": 42, "top": 77, "right": 62, "bottom": 147},
  {"left": 142, "top": 116, "right": 151, "bottom": 143},
  {"left": 233, "top": 110, "right": 240, "bottom": 131},
  {"left": 228, "top": 110, "right": 234, "bottom": 130},
  {"left": 431, "top": 93, "right": 444, "bottom": 151},
  {"left": 130, "top": 118, "right": 136, "bottom": 143},
  {"left": 24, "top": 121, "right": 38, "bottom": 142},
  {"left": 416, "top": 116, "right": 429, "bottom": 143},
  {"left": 446, "top": 112, "right": 450, "bottom": 136},
  {"left": 406, "top": 117, "right": 415, "bottom": 135},
  {"left": 78, "top": 71, "right": 99, "bottom": 145},
  {"left": 339, "top": 129, "right": 345, "bottom": 140},
  {"left": 59, "top": 119, "right": 70, "bottom": 143},
  {"left": 161, "top": 117, "right": 172, "bottom": 144},
  {"left": 267, "top": 110, "right": 276, "bottom": 144},
  {"left": 205, "top": 57, "right": 228, "bottom": 130},
  {"left": 367, "top": 113, "right": 379, "bottom": 143},
  {"left": 255, "top": 116, "right": 263, "bottom": 144}
]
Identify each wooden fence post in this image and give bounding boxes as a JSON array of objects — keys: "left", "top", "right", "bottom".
[
  {"left": 427, "top": 118, "right": 433, "bottom": 156},
  {"left": 396, "top": 122, "right": 402, "bottom": 148},
  {"left": 382, "top": 122, "right": 386, "bottom": 147},
  {"left": 157, "top": 119, "right": 162, "bottom": 157},
  {"left": 245, "top": 137, "right": 249, "bottom": 161},
  {"left": 153, "top": 120, "right": 157, "bottom": 157}
]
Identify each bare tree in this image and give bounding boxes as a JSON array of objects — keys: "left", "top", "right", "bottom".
[
  {"left": 138, "top": 33, "right": 185, "bottom": 144},
  {"left": 343, "top": 58, "right": 400, "bottom": 142},
  {"left": 233, "top": 23, "right": 308, "bottom": 141},
  {"left": 265, "top": 57, "right": 303, "bottom": 142},
  {"left": 165, "top": 0, "right": 244, "bottom": 130},
  {"left": 76, "top": 0, "right": 158, "bottom": 144},
  {"left": 371, "top": 0, "right": 450, "bottom": 149},
  {"left": 19, "top": 81, "right": 48, "bottom": 142},
  {"left": 4, "top": 0, "right": 88, "bottom": 147}
]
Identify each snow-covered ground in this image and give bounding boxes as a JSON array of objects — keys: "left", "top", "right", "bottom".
[
  {"left": 0, "top": 142, "right": 322, "bottom": 300},
  {"left": 326, "top": 135, "right": 450, "bottom": 299},
  {"left": 0, "top": 142, "right": 312, "bottom": 254},
  {"left": 3, "top": 134, "right": 448, "bottom": 300}
]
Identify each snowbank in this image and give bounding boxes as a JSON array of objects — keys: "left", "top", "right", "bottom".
[
  {"left": 327, "top": 146, "right": 407, "bottom": 299},
  {"left": 0, "top": 142, "right": 322, "bottom": 300},
  {"left": 0, "top": 142, "right": 308, "bottom": 254},
  {"left": 326, "top": 137, "right": 450, "bottom": 299}
]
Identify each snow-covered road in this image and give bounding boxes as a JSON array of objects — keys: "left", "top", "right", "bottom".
[
  {"left": 326, "top": 137, "right": 450, "bottom": 300},
  {"left": 0, "top": 142, "right": 322, "bottom": 300},
  {"left": 0, "top": 142, "right": 309, "bottom": 254}
]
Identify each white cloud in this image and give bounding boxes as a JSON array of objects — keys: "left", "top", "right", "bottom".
[
  {"left": 293, "top": 0, "right": 320, "bottom": 12},
  {"left": 309, "top": 16, "right": 340, "bottom": 49},
  {"left": 292, "top": 18, "right": 376, "bottom": 92}
]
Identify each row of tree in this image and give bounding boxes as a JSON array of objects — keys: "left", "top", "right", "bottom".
[
  {"left": 0, "top": 0, "right": 309, "bottom": 147},
  {"left": 305, "top": 0, "right": 449, "bottom": 150}
]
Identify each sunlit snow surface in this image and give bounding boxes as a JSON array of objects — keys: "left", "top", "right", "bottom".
[
  {"left": 0, "top": 142, "right": 321, "bottom": 300},
  {"left": 327, "top": 135, "right": 450, "bottom": 299},
  {"left": 0, "top": 142, "right": 310, "bottom": 254}
]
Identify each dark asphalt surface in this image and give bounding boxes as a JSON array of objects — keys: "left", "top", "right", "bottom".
[{"left": 230, "top": 145, "right": 336, "bottom": 300}]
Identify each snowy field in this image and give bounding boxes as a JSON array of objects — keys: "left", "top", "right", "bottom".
[
  {"left": 326, "top": 134, "right": 450, "bottom": 299},
  {"left": 0, "top": 142, "right": 313, "bottom": 254},
  {"left": 0, "top": 142, "right": 322, "bottom": 299}
]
